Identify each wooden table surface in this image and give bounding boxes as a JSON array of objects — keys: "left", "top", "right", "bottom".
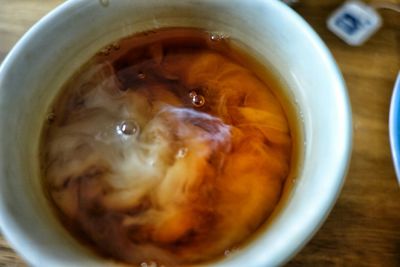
[{"left": 0, "top": 0, "right": 399, "bottom": 266}]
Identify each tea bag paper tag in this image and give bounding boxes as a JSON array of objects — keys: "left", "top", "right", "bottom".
[{"left": 327, "top": 0, "right": 382, "bottom": 46}]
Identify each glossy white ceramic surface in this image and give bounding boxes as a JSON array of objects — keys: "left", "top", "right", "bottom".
[
  {"left": 0, "top": 0, "right": 352, "bottom": 266},
  {"left": 389, "top": 72, "right": 400, "bottom": 184}
]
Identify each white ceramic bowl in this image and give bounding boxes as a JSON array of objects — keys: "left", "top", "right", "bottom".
[
  {"left": 0, "top": 0, "right": 352, "bottom": 266},
  {"left": 389, "top": 72, "right": 400, "bottom": 183}
]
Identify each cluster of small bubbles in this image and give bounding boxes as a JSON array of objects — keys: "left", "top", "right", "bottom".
[
  {"left": 99, "top": 0, "right": 109, "bottom": 7},
  {"left": 46, "top": 112, "right": 56, "bottom": 124},
  {"left": 99, "top": 47, "right": 111, "bottom": 56},
  {"left": 99, "top": 43, "right": 120, "bottom": 56},
  {"left": 111, "top": 42, "right": 120, "bottom": 50},
  {"left": 116, "top": 120, "right": 139, "bottom": 136},
  {"left": 209, "top": 32, "right": 228, "bottom": 42},
  {"left": 176, "top": 147, "right": 188, "bottom": 159},
  {"left": 189, "top": 90, "right": 205, "bottom": 108},
  {"left": 140, "top": 261, "right": 160, "bottom": 267}
]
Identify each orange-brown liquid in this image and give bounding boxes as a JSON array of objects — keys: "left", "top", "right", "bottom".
[{"left": 41, "top": 28, "right": 296, "bottom": 266}]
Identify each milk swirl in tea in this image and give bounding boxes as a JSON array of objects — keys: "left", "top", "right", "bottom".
[{"left": 41, "top": 28, "right": 294, "bottom": 266}]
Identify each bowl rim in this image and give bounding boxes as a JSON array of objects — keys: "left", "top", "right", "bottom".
[
  {"left": 0, "top": 0, "right": 353, "bottom": 266},
  {"left": 389, "top": 72, "right": 400, "bottom": 184}
]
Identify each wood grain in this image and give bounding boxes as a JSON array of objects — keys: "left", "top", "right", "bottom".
[
  {"left": 288, "top": 1, "right": 400, "bottom": 266},
  {"left": 0, "top": 1, "right": 399, "bottom": 266}
]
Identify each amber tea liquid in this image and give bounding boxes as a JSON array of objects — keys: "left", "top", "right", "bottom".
[{"left": 40, "top": 28, "right": 299, "bottom": 266}]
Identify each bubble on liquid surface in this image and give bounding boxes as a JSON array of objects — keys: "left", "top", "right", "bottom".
[
  {"left": 147, "top": 158, "right": 156, "bottom": 167},
  {"left": 189, "top": 90, "right": 205, "bottom": 107},
  {"left": 224, "top": 248, "right": 238, "bottom": 257},
  {"left": 137, "top": 71, "right": 146, "bottom": 80},
  {"left": 46, "top": 112, "right": 56, "bottom": 124},
  {"left": 188, "top": 90, "right": 197, "bottom": 98},
  {"left": 116, "top": 120, "right": 139, "bottom": 136},
  {"left": 176, "top": 147, "right": 188, "bottom": 159},
  {"left": 210, "top": 33, "right": 221, "bottom": 41},
  {"left": 192, "top": 94, "right": 205, "bottom": 107}
]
